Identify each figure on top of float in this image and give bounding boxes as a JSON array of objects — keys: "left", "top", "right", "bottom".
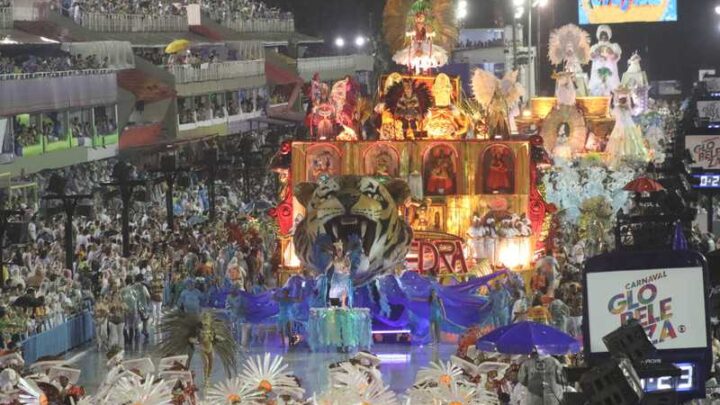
[
  {"left": 471, "top": 68, "right": 524, "bottom": 138},
  {"left": 588, "top": 25, "right": 622, "bottom": 97},
  {"left": 621, "top": 51, "right": 650, "bottom": 115},
  {"left": 604, "top": 85, "right": 650, "bottom": 170},
  {"left": 383, "top": 0, "right": 457, "bottom": 74},
  {"left": 548, "top": 24, "right": 591, "bottom": 98},
  {"left": 425, "top": 73, "right": 470, "bottom": 139},
  {"left": 310, "top": 83, "right": 336, "bottom": 140}
]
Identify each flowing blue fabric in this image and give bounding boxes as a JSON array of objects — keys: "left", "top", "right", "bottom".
[
  {"left": 673, "top": 221, "right": 688, "bottom": 251},
  {"left": 208, "top": 270, "right": 505, "bottom": 343}
]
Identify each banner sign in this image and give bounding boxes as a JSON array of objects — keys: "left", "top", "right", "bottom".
[
  {"left": 579, "top": 0, "right": 678, "bottom": 25},
  {"left": 586, "top": 266, "right": 707, "bottom": 353},
  {"left": 686, "top": 135, "right": 720, "bottom": 170}
]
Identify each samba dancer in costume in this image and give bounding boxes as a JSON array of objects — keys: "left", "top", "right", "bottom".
[
  {"left": 327, "top": 241, "right": 353, "bottom": 308},
  {"left": 605, "top": 85, "right": 649, "bottom": 169}
]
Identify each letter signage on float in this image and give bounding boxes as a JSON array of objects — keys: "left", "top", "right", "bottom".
[
  {"left": 578, "top": 0, "right": 678, "bottom": 25},
  {"left": 586, "top": 266, "right": 707, "bottom": 353}
]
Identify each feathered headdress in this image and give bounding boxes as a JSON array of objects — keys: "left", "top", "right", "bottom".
[
  {"left": 383, "top": 0, "right": 458, "bottom": 54},
  {"left": 548, "top": 24, "right": 591, "bottom": 67},
  {"left": 385, "top": 79, "right": 433, "bottom": 116}
]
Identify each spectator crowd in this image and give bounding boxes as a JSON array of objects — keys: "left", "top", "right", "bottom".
[
  {"left": 0, "top": 51, "right": 109, "bottom": 78},
  {"left": 456, "top": 38, "right": 505, "bottom": 49},
  {"left": 0, "top": 134, "right": 281, "bottom": 351},
  {"left": 202, "top": 0, "right": 291, "bottom": 21},
  {"left": 63, "top": 0, "right": 186, "bottom": 16}
]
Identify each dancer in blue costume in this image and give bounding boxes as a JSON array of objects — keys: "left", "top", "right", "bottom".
[
  {"left": 429, "top": 288, "right": 445, "bottom": 345},
  {"left": 276, "top": 288, "right": 301, "bottom": 348},
  {"left": 177, "top": 278, "right": 203, "bottom": 315},
  {"left": 327, "top": 240, "right": 353, "bottom": 308},
  {"left": 489, "top": 279, "right": 511, "bottom": 328}
]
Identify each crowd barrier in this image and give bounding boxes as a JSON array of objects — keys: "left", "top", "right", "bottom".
[
  {"left": 0, "top": 69, "right": 114, "bottom": 81},
  {"left": 21, "top": 311, "right": 95, "bottom": 364},
  {"left": 168, "top": 60, "right": 264, "bottom": 84},
  {"left": 76, "top": 11, "right": 188, "bottom": 32},
  {"left": 212, "top": 14, "right": 294, "bottom": 33}
]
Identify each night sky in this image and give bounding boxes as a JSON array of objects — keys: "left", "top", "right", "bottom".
[{"left": 266, "top": 0, "right": 719, "bottom": 92}]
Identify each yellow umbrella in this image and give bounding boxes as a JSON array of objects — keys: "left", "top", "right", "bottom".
[{"left": 165, "top": 39, "right": 190, "bottom": 54}]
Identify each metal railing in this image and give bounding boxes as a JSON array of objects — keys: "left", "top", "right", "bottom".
[
  {"left": 0, "top": 68, "right": 114, "bottom": 81},
  {"left": 207, "top": 11, "right": 294, "bottom": 33},
  {"left": 0, "top": 7, "right": 12, "bottom": 29},
  {"left": 168, "top": 60, "right": 264, "bottom": 84},
  {"left": 75, "top": 11, "right": 188, "bottom": 32},
  {"left": 297, "top": 56, "right": 356, "bottom": 76}
]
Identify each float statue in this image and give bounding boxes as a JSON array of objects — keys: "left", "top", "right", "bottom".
[{"left": 384, "top": 0, "right": 457, "bottom": 73}]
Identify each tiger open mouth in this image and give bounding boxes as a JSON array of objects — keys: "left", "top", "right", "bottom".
[{"left": 324, "top": 215, "right": 377, "bottom": 256}]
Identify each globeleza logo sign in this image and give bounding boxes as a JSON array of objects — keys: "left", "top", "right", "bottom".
[{"left": 586, "top": 267, "right": 707, "bottom": 353}]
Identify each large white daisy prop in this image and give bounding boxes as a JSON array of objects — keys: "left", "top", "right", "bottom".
[
  {"left": 205, "top": 377, "right": 262, "bottom": 404},
  {"left": 415, "top": 361, "right": 465, "bottom": 388},
  {"left": 239, "top": 354, "right": 305, "bottom": 399},
  {"left": 17, "top": 378, "right": 48, "bottom": 405},
  {"left": 107, "top": 375, "right": 172, "bottom": 405}
]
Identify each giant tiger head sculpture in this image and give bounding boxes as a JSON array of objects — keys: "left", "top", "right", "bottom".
[{"left": 293, "top": 175, "right": 412, "bottom": 286}]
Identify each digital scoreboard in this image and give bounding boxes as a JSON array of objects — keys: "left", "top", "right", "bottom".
[
  {"left": 692, "top": 173, "right": 720, "bottom": 189},
  {"left": 640, "top": 363, "right": 697, "bottom": 393}
]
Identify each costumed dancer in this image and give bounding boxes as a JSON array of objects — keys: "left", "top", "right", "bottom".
[
  {"left": 604, "top": 85, "right": 650, "bottom": 169},
  {"left": 132, "top": 274, "right": 151, "bottom": 341},
  {"left": 177, "top": 278, "right": 203, "bottom": 315},
  {"left": 428, "top": 288, "right": 445, "bottom": 345},
  {"left": 548, "top": 24, "right": 591, "bottom": 97},
  {"left": 621, "top": 51, "right": 650, "bottom": 115},
  {"left": 94, "top": 298, "right": 110, "bottom": 351},
  {"left": 107, "top": 287, "right": 126, "bottom": 349},
  {"left": 471, "top": 69, "right": 524, "bottom": 138},
  {"left": 159, "top": 310, "right": 237, "bottom": 391},
  {"left": 390, "top": 0, "right": 451, "bottom": 73},
  {"left": 276, "top": 288, "right": 300, "bottom": 348},
  {"left": 120, "top": 276, "right": 138, "bottom": 346},
  {"left": 488, "top": 279, "right": 511, "bottom": 328},
  {"left": 588, "top": 25, "right": 622, "bottom": 97},
  {"left": 327, "top": 241, "right": 353, "bottom": 308},
  {"left": 149, "top": 271, "right": 165, "bottom": 331}
]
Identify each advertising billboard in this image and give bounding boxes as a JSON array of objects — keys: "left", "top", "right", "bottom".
[
  {"left": 579, "top": 0, "right": 678, "bottom": 25},
  {"left": 686, "top": 134, "right": 720, "bottom": 170},
  {"left": 585, "top": 266, "right": 707, "bottom": 353}
]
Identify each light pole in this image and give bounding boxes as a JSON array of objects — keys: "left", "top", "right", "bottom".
[
  {"left": 42, "top": 174, "right": 92, "bottom": 273},
  {"left": 100, "top": 161, "right": 146, "bottom": 257}
]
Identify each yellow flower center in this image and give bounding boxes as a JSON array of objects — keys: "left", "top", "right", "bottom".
[
  {"left": 258, "top": 379, "right": 273, "bottom": 392},
  {"left": 227, "top": 393, "right": 241, "bottom": 403},
  {"left": 439, "top": 374, "right": 452, "bottom": 386}
]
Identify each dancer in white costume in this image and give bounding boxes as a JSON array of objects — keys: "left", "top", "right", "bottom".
[
  {"left": 605, "top": 86, "right": 649, "bottom": 169},
  {"left": 589, "top": 25, "right": 622, "bottom": 97}
]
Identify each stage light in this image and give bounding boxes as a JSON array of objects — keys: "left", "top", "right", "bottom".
[
  {"left": 512, "top": 0, "right": 524, "bottom": 6},
  {"left": 354, "top": 36, "right": 366, "bottom": 47},
  {"left": 334, "top": 37, "right": 345, "bottom": 48},
  {"left": 715, "top": 5, "right": 720, "bottom": 15},
  {"left": 522, "top": 109, "right": 532, "bottom": 118},
  {"left": 536, "top": 0, "right": 549, "bottom": 7},
  {"left": 514, "top": 8, "right": 524, "bottom": 19}
]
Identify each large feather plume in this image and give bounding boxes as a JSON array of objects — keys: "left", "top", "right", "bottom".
[
  {"left": 471, "top": 69, "right": 499, "bottom": 109},
  {"left": 548, "top": 24, "right": 591, "bottom": 67},
  {"left": 383, "top": 0, "right": 458, "bottom": 54},
  {"left": 157, "top": 310, "right": 237, "bottom": 378}
]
